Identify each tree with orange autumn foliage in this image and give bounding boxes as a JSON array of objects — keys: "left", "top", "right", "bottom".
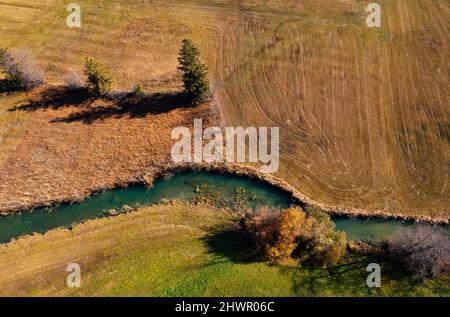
[{"left": 242, "top": 205, "right": 347, "bottom": 266}]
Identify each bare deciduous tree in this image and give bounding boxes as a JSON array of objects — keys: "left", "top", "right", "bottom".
[
  {"left": 0, "top": 48, "right": 44, "bottom": 91},
  {"left": 386, "top": 225, "right": 450, "bottom": 280}
]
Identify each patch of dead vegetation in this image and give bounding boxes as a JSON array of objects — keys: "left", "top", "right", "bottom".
[{"left": 0, "top": 85, "right": 216, "bottom": 213}]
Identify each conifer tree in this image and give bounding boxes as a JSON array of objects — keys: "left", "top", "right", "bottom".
[
  {"left": 84, "top": 57, "right": 113, "bottom": 97},
  {"left": 178, "top": 39, "right": 209, "bottom": 106}
]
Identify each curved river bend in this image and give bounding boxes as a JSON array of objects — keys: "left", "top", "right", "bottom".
[{"left": 0, "top": 171, "right": 448, "bottom": 244}]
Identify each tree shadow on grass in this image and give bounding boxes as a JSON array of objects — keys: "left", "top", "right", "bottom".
[
  {"left": 0, "top": 79, "right": 15, "bottom": 94},
  {"left": 0, "top": 79, "right": 20, "bottom": 94},
  {"left": 287, "top": 253, "right": 422, "bottom": 296},
  {"left": 8, "top": 86, "right": 94, "bottom": 111},
  {"left": 50, "top": 91, "right": 189, "bottom": 124},
  {"left": 286, "top": 254, "right": 380, "bottom": 296},
  {"left": 202, "top": 226, "right": 261, "bottom": 264}
]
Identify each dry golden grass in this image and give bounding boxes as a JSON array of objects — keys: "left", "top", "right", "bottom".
[
  {"left": 0, "top": 91, "right": 30, "bottom": 167},
  {"left": 0, "top": 0, "right": 448, "bottom": 218},
  {"left": 0, "top": 86, "right": 215, "bottom": 212}
]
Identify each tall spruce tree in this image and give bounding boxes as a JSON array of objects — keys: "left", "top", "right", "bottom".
[{"left": 178, "top": 39, "right": 209, "bottom": 106}]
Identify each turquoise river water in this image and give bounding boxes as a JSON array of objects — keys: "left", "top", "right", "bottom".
[{"left": 0, "top": 171, "right": 448, "bottom": 244}]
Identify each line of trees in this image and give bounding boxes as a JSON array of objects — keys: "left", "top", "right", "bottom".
[
  {"left": 241, "top": 205, "right": 450, "bottom": 281},
  {"left": 1, "top": 39, "right": 209, "bottom": 106}
]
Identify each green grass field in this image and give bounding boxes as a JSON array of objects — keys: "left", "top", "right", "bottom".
[{"left": 0, "top": 203, "right": 448, "bottom": 297}]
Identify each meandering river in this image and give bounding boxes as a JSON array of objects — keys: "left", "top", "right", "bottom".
[{"left": 0, "top": 171, "right": 448, "bottom": 244}]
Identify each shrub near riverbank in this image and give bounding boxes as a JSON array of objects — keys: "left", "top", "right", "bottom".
[
  {"left": 0, "top": 48, "right": 44, "bottom": 91},
  {"left": 241, "top": 206, "right": 347, "bottom": 266}
]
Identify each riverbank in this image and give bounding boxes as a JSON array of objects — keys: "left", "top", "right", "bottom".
[
  {"left": 145, "top": 163, "right": 450, "bottom": 224},
  {"left": 2, "top": 169, "right": 448, "bottom": 245},
  {"left": 1, "top": 202, "right": 447, "bottom": 297},
  {"left": 1, "top": 160, "right": 449, "bottom": 225}
]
